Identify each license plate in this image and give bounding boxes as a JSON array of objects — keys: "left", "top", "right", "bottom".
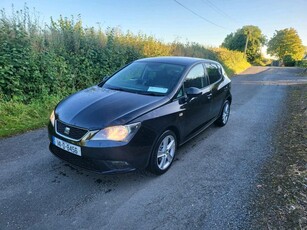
[{"left": 52, "top": 136, "right": 81, "bottom": 156}]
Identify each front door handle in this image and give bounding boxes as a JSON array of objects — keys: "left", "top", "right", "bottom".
[{"left": 207, "top": 93, "right": 213, "bottom": 99}]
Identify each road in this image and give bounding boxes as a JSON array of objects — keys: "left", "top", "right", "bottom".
[{"left": 1, "top": 67, "right": 306, "bottom": 230}]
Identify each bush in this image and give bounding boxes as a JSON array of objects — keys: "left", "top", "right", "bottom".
[
  {"left": 296, "top": 60, "right": 307, "bottom": 68},
  {"left": 283, "top": 55, "right": 296, "bottom": 67},
  {"left": 170, "top": 43, "right": 250, "bottom": 75},
  {"left": 212, "top": 48, "right": 251, "bottom": 75},
  {"left": 0, "top": 7, "right": 251, "bottom": 104},
  {"left": 0, "top": 7, "right": 253, "bottom": 137}
]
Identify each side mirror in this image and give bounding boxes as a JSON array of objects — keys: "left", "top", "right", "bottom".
[{"left": 186, "top": 87, "right": 202, "bottom": 98}]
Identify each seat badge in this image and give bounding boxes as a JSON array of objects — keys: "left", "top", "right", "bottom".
[{"left": 64, "top": 127, "right": 70, "bottom": 135}]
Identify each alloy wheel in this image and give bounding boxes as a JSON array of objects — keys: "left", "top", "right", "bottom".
[
  {"left": 157, "top": 135, "right": 176, "bottom": 170},
  {"left": 222, "top": 102, "right": 230, "bottom": 124}
]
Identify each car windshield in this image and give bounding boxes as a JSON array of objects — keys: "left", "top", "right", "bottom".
[{"left": 103, "top": 61, "right": 186, "bottom": 96}]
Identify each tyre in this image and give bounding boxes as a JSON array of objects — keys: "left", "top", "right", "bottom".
[
  {"left": 149, "top": 130, "right": 177, "bottom": 175},
  {"left": 215, "top": 100, "right": 230, "bottom": 127}
]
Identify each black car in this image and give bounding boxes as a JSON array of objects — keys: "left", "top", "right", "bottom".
[{"left": 48, "top": 57, "right": 232, "bottom": 175}]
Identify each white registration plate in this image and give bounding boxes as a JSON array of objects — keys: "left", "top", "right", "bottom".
[{"left": 52, "top": 136, "right": 81, "bottom": 156}]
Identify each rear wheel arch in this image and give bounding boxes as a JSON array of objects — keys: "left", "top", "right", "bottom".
[{"left": 215, "top": 100, "right": 230, "bottom": 127}]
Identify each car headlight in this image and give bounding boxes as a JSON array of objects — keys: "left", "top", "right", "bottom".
[
  {"left": 50, "top": 110, "right": 55, "bottom": 127},
  {"left": 91, "top": 122, "right": 141, "bottom": 142}
]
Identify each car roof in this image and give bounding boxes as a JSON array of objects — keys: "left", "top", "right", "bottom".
[{"left": 135, "top": 56, "right": 220, "bottom": 67}]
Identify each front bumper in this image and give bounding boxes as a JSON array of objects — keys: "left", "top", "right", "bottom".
[{"left": 48, "top": 123, "right": 156, "bottom": 174}]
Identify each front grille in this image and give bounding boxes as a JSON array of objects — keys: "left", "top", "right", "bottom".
[{"left": 56, "top": 120, "right": 88, "bottom": 140}]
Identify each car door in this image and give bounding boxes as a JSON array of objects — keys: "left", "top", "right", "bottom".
[
  {"left": 205, "top": 63, "right": 227, "bottom": 118},
  {"left": 179, "top": 63, "right": 212, "bottom": 139}
]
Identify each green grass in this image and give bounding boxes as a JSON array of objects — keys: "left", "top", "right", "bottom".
[{"left": 0, "top": 95, "right": 62, "bottom": 138}]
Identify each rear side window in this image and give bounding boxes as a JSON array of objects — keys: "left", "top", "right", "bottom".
[
  {"left": 206, "top": 63, "right": 222, "bottom": 84},
  {"left": 184, "top": 64, "right": 208, "bottom": 89}
]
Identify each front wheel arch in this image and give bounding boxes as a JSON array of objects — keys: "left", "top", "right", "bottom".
[
  {"left": 148, "top": 130, "right": 177, "bottom": 175},
  {"left": 227, "top": 95, "right": 232, "bottom": 105}
]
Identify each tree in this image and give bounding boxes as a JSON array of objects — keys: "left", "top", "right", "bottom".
[
  {"left": 221, "top": 25, "right": 266, "bottom": 64},
  {"left": 267, "top": 28, "right": 305, "bottom": 62}
]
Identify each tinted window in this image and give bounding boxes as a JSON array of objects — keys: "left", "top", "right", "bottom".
[
  {"left": 206, "top": 63, "right": 222, "bottom": 84},
  {"left": 184, "top": 64, "right": 207, "bottom": 89}
]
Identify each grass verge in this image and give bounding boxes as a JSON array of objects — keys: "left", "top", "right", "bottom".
[
  {"left": 249, "top": 85, "right": 307, "bottom": 229},
  {"left": 0, "top": 95, "right": 62, "bottom": 138}
]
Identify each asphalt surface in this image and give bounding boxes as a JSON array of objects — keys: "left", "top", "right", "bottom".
[{"left": 1, "top": 67, "right": 306, "bottom": 230}]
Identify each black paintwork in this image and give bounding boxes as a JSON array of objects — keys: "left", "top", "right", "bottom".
[
  {"left": 48, "top": 56, "right": 232, "bottom": 173},
  {"left": 56, "top": 86, "right": 168, "bottom": 129}
]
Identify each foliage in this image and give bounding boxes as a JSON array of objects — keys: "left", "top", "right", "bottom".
[
  {"left": 117, "top": 31, "right": 172, "bottom": 57},
  {"left": 170, "top": 43, "right": 250, "bottom": 75},
  {"left": 0, "top": 9, "right": 144, "bottom": 103},
  {"left": 221, "top": 25, "right": 266, "bottom": 64},
  {"left": 267, "top": 28, "right": 305, "bottom": 62},
  {"left": 171, "top": 42, "right": 218, "bottom": 59},
  {"left": 0, "top": 7, "right": 251, "bottom": 104},
  {"left": 283, "top": 55, "right": 296, "bottom": 67},
  {"left": 296, "top": 60, "right": 307, "bottom": 68},
  {"left": 0, "top": 7, "right": 252, "bottom": 137},
  {"left": 212, "top": 48, "right": 251, "bottom": 74}
]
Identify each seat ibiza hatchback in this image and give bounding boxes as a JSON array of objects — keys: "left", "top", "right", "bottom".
[{"left": 48, "top": 57, "right": 232, "bottom": 175}]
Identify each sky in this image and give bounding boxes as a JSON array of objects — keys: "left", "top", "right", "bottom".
[{"left": 1, "top": 0, "right": 307, "bottom": 48}]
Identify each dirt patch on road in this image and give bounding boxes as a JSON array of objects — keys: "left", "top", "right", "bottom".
[{"left": 249, "top": 84, "right": 307, "bottom": 229}]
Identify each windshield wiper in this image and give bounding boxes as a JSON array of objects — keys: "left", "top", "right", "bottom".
[
  {"left": 107, "top": 86, "right": 127, "bottom": 92},
  {"left": 107, "top": 86, "right": 163, "bottom": 96},
  {"left": 138, "top": 91, "right": 164, "bottom": 96}
]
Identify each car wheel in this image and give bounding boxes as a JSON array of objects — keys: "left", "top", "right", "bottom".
[
  {"left": 215, "top": 100, "right": 230, "bottom": 127},
  {"left": 149, "top": 130, "right": 177, "bottom": 175}
]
